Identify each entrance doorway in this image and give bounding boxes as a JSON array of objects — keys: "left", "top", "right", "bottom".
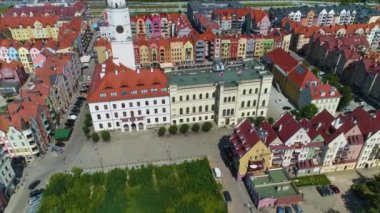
[
  {"left": 131, "top": 123, "right": 137, "bottom": 130},
  {"left": 123, "top": 124, "right": 129, "bottom": 132}
]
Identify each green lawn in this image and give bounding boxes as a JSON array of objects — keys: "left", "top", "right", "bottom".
[
  {"left": 39, "top": 159, "right": 227, "bottom": 213},
  {"left": 293, "top": 174, "right": 331, "bottom": 187}
]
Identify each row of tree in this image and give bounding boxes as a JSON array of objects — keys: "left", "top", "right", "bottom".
[
  {"left": 351, "top": 174, "right": 380, "bottom": 213},
  {"left": 82, "top": 113, "right": 111, "bottom": 142},
  {"left": 158, "top": 122, "right": 212, "bottom": 136}
]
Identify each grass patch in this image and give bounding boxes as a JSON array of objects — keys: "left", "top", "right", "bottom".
[
  {"left": 39, "top": 159, "right": 226, "bottom": 213},
  {"left": 293, "top": 174, "right": 331, "bottom": 187}
]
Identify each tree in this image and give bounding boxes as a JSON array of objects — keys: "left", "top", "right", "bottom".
[
  {"left": 179, "top": 124, "right": 190, "bottom": 134},
  {"left": 337, "top": 86, "right": 353, "bottom": 111},
  {"left": 202, "top": 122, "right": 212, "bottom": 132},
  {"left": 311, "top": 67, "right": 319, "bottom": 77},
  {"left": 323, "top": 74, "right": 340, "bottom": 88},
  {"left": 91, "top": 132, "right": 100, "bottom": 142},
  {"left": 267, "top": 117, "right": 274, "bottom": 124},
  {"left": 254, "top": 116, "right": 266, "bottom": 126},
  {"left": 82, "top": 126, "right": 90, "bottom": 134},
  {"left": 191, "top": 123, "right": 200, "bottom": 133},
  {"left": 84, "top": 118, "right": 93, "bottom": 127},
  {"left": 248, "top": 117, "right": 255, "bottom": 123},
  {"left": 299, "top": 104, "right": 319, "bottom": 120},
  {"left": 158, "top": 127, "right": 166, "bottom": 136},
  {"left": 168, "top": 125, "right": 178, "bottom": 135},
  {"left": 291, "top": 109, "right": 301, "bottom": 120},
  {"left": 85, "top": 113, "right": 92, "bottom": 121},
  {"left": 351, "top": 174, "right": 380, "bottom": 213},
  {"left": 100, "top": 131, "right": 111, "bottom": 141}
]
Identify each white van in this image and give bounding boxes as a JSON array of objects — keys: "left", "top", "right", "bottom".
[{"left": 213, "top": 168, "right": 221, "bottom": 178}]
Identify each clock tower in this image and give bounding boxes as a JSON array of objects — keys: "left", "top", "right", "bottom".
[{"left": 104, "top": 0, "right": 136, "bottom": 70}]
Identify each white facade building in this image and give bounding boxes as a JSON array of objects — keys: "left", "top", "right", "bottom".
[
  {"left": 0, "top": 149, "right": 16, "bottom": 196},
  {"left": 100, "top": 0, "right": 136, "bottom": 70},
  {"left": 88, "top": 59, "right": 170, "bottom": 132}
]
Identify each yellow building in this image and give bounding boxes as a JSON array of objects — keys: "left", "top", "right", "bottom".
[
  {"left": 237, "top": 37, "right": 247, "bottom": 59},
  {"left": 228, "top": 119, "right": 272, "bottom": 180},
  {"left": 182, "top": 41, "right": 193, "bottom": 62},
  {"left": 4, "top": 16, "right": 60, "bottom": 41},
  {"left": 18, "top": 46, "right": 33, "bottom": 73},
  {"left": 220, "top": 38, "right": 231, "bottom": 59},
  {"left": 93, "top": 38, "right": 112, "bottom": 64},
  {"left": 139, "top": 45, "right": 150, "bottom": 66}
]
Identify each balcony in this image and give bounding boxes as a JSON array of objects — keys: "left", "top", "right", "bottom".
[
  {"left": 31, "top": 147, "right": 40, "bottom": 155},
  {"left": 29, "top": 141, "right": 38, "bottom": 148},
  {"left": 22, "top": 128, "right": 33, "bottom": 136}
]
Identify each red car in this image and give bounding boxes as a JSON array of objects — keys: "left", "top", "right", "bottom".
[{"left": 329, "top": 185, "right": 340, "bottom": 194}]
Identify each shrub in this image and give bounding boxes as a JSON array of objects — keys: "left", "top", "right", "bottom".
[
  {"left": 267, "top": 117, "right": 274, "bottom": 124},
  {"left": 84, "top": 118, "right": 93, "bottom": 127},
  {"left": 85, "top": 113, "right": 92, "bottom": 121},
  {"left": 254, "top": 116, "right": 266, "bottom": 126},
  {"left": 168, "top": 125, "right": 178, "bottom": 135},
  {"left": 100, "top": 131, "right": 111, "bottom": 141},
  {"left": 248, "top": 117, "right": 255, "bottom": 123},
  {"left": 158, "top": 127, "right": 166, "bottom": 136},
  {"left": 82, "top": 126, "right": 90, "bottom": 134},
  {"left": 191, "top": 123, "right": 200, "bottom": 133},
  {"left": 179, "top": 124, "right": 189, "bottom": 134},
  {"left": 202, "top": 122, "right": 212, "bottom": 132},
  {"left": 91, "top": 132, "right": 100, "bottom": 142}
]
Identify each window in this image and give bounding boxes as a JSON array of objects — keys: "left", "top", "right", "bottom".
[
  {"left": 199, "top": 116, "right": 202, "bottom": 121},
  {"left": 247, "top": 112, "right": 250, "bottom": 116},
  {"left": 141, "top": 89, "right": 148, "bottom": 93},
  {"left": 163, "top": 117, "right": 167, "bottom": 122},
  {"left": 193, "top": 94, "right": 196, "bottom": 100},
  {"left": 114, "top": 112, "right": 118, "bottom": 118},
  {"left": 95, "top": 106, "right": 99, "bottom": 111},
  {"left": 145, "top": 101, "right": 149, "bottom": 106},
  {"left": 123, "top": 112, "right": 127, "bottom": 117},
  {"left": 186, "top": 95, "right": 189, "bottom": 101},
  {"left": 186, "top": 107, "right": 190, "bottom": 114},
  {"left": 199, "top": 106, "right": 202, "bottom": 112},
  {"left": 162, "top": 99, "right": 165, "bottom": 104},
  {"left": 223, "top": 109, "right": 226, "bottom": 116},
  {"left": 99, "top": 123, "right": 103, "bottom": 129},
  {"left": 154, "top": 109, "right": 158, "bottom": 113},
  {"left": 241, "top": 101, "right": 245, "bottom": 108},
  {"left": 264, "top": 88, "right": 268, "bottom": 94},
  {"left": 129, "top": 102, "right": 133, "bottom": 107},
  {"left": 147, "top": 119, "right": 151, "bottom": 123},
  {"left": 249, "top": 89, "right": 252, "bottom": 94},
  {"left": 242, "top": 113, "right": 245, "bottom": 117},
  {"left": 137, "top": 102, "right": 140, "bottom": 107},
  {"left": 97, "top": 114, "right": 101, "bottom": 119},
  {"left": 113, "top": 104, "right": 117, "bottom": 109},
  {"left": 224, "top": 97, "right": 227, "bottom": 102},
  {"left": 106, "top": 113, "right": 110, "bottom": 119},
  {"left": 172, "top": 97, "right": 175, "bottom": 103},
  {"left": 100, "top": 93, "right": 106, "bottom": 97},
  {"left": 131, "top": 90, "right": 137, "bottom": 94},
  {"left": 180, "top": 108, "right": 183, "bottom": 115},
  {"left": 255, "top": 88, "right": 258, "bottom": 94},
  {"left": 206, "top": 93, "right": 209, "bottom": 99},
  {"left": 231, "top": 109, "right": 234, "bottom": 115},
  {"left": 154, "top": 100, "right": 157, "bottom": 105},
  {"left": 262, "top": 100, "right": 266, "bottom": 107},
  {"left": 121, "top": 103, "right": 125, "bottom": 108},
  {"left": 180, "top": 96, "right": 183, "bottom": 101},
  {"left": 116, "top": 122, "right": 120, "bottom": 127},
  {"left": 228, "top": 97, "right": 231, "bottom": 102},
  {"left": 155, "top": 118, "right": 159, "bottom": 123},
  {"left": 111, "top": 92, "right": 117, "bottom": 96},
  {"left": 205, "top": 105, "right": 209, "bottom": 111},
  {"left": 253, "top": 100, "right": 257, "bottom": 106},
  {"left": 193, "top": 106, "right": 196, "bottom": 113},
  {"left": 199, "top": 94, "right": 203, "bottom": 99},
  {"left": 137, "top": 110, "right": 141, "bottom": 115},
  {"left": 104, "top": 105, "right": 108, "bottom": 110},
  {"left": 243, "top": 89, "right": 246, "bottom": 95},
  {"left": 247, "top": 101, "right": 251, "bottom": 107},
  {"left": 232, "top": 96, "right": 235, "bottom": 102},
  {"left": 212, "top": 92, "right": 215, "bottom": 98},
  {"left": 146, "top": 109, "right": 150, "bottom": 115}
]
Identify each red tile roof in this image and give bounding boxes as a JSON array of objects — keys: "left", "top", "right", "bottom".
[
  {"left": 308, "top": 84, "right": 341, "bottom": 100},
  {"left": 228, "top": 118, "right": 262, "bottom": 158},
  {"left": 272, "top": 112, "right": 301, "bottom": 142},
  {"left": 287, "top": 64, "right": 320, "bottom": 89},
  {"left": 265, "top": 48, "right": 299, "bottom": 73},
  {"left": 258, "top": 121, "right": 279, "bottom": 146},
  {"left": 0, "top": 16, "right": 59, "bottom": 29},
  {"left": 4, "top": 1, "right": 86, "bottom": 17},
  {"left": 87, "top": 58, "right": 169, "bottom": 103}
]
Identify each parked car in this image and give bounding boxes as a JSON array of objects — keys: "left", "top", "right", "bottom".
[
  {"left": 292, "top": 204, "right": 303, "bottom": 213},
  {"left": 29, "top": 195, "right": 42, "bottom": 204},
  {"left": 329, "top": 185, "right": 340, "bottom": 194},
  {"left": 55, "top": 142, "right": 65, "bottom": 148},
  {"left": 276, "top": 206, "right": 285, "bottom": 213},
  {"left": 30, "top": 189, "right": 44, "bottom": 198},
  {"left": 316, "top": 186, "right": 327, "bottom": 197},
  {"left": 323, "top": 185, "right": 334, "bottom": 196},
  {"left": 52, "top": 146, "right": 63, "bottom": 154},
  {"left": 282, "top": 106, "right": 292, "bottom": 110},
  {"left": 285, "top": 206, "right": 293, "bottom": 213},
  {"left": 28, "top": 180, "right": 41, "bottom": 190},
  {"left": 213, "top": 168, "right": 221, "bottom": 178},
  {"left": 222, "top": 191, "right": 231, "bottom": 204}
]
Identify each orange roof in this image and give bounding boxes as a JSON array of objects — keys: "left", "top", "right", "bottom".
[
  {"left": 309, "top": 84, "right": 341, "bottom": 100},
  {"left": 87, "top": 58, "right": 169, "bottom": 103},
  {"left": 1, "top": 16, "right": 59, "bottom": 29},
  {"left": 287, "top": 65, "right": 320, "bottom": 89}
]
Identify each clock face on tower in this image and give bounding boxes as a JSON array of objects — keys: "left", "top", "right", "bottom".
[{"left": 116, "top": 25, "right": 124, "bottom": 34}]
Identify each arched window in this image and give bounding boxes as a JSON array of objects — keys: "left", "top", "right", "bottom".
[
  {"left": 241, "top": 101, "right": 245, "bottom": 108},
  {"left": 199, "top": 94, "right": 203, "bottom": 99},
  {"left": 262, "top": 100, "right": 266, "bottom": 107},
  {"left": 206, "top": 93, "right": 209, "bottom": 99},
  {"left": 186, "top": 107, "right": 189, "bottom": 114},
  {"left": 253, "top": 100, "right": 257, "bottom": 106},
  {"left": 186, "top": 95, "right": 189, "bottom": 101},
  {"left": 224, "top": 97, "right": 227, "bottom": 102},
  {"left": 180, "top": 108, "right": 183, "bottom": 115},
  {"left": 249, "top": 89, "right": 252, "bottom": 94},
  {"left": 227, "top": 109, "right": 231, "bottom": 116},
  {"left": 247, "top": 101, "right": 251, "bottom": 107},
  {"left": 232, "top": 96, "right": 235, "bottom": 102},
  {"left": 199, "top": 106, "right": 202, "bottom": 112},
  {"left": 228, "top": 97, "right": 231, "bottom": 102},
  {"left": 243, "top": 89, "right": 246, "bottom": 95},
  {"left": 193, "top": 94, "right": 196, "bottom": 100},
  {"left": 193, "top": 106, "right": 196, "bottom": 113},
  {"left": 223, "top": 109, "right": 226, "bottom": 116},
  {"left": 205, "top": 105, "right": 209, "bottom": 111},
  {"left": 231, "top": 109, "right": 234, "bottom": 115}
]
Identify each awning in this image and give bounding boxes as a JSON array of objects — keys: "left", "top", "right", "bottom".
[{"left": 53, "top": 128, "right": 72, "bottom": 141}]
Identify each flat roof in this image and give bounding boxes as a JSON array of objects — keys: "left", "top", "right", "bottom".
[
  {"left": 168, "top": 59, "right": 271, "bottom": 87},
  {"left": 250, "top": 169, "right": 289, "bottom": 186},
  {"left": 255, "top": 183, "right": 298, "bottom": 199}
]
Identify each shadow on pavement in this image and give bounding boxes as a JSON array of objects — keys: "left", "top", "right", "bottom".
[
  {"left": 341, "top": 189, "right": 364, "bottom": 213},
  {"left": 217, "top": 135, "right": 237, "bottom": 177}
]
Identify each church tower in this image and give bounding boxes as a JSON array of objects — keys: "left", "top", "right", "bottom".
[{"left": 105, "top": 0, "right": 136, "bottom": 70}]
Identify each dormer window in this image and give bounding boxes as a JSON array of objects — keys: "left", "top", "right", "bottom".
[
  {"left": 141, "top": 89, "right": 148, "bottom": 93},
  {"left": 151, "top": 88, "right": 158, "bottom": 92},
  {"left": 100, "top": 93, "right": 106, "bottom": 97},
  {"left": 131, "top": 90, "right": 137, "bottom": 94},
  {"left": 110, "top": 92, "right": 117, "bottom": 96},
  {"left": 320, "top": 91, "right": 325, "bottom": 97}
]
